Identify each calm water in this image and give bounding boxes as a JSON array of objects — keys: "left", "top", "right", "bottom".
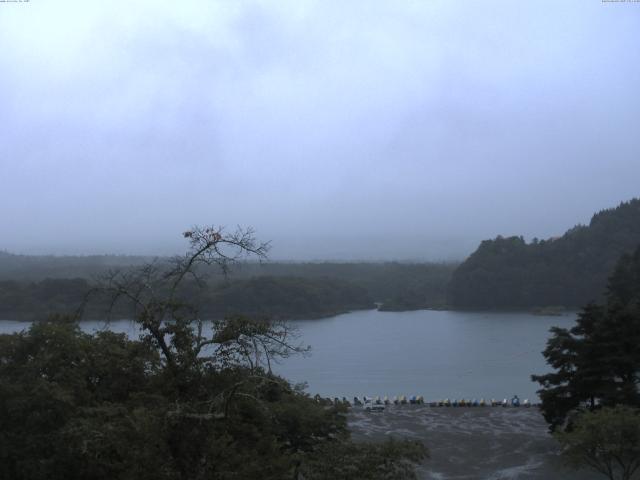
[
  {"left": 0, "top": 309, "right": 576, "bottom": 401},
  {"left": 279, "top": 309, "right": 576, "bottom": 401}
]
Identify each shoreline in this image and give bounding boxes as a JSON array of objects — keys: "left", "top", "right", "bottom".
[
  {"left": 0, "top": 305, "right": 581, "bottom": 323},
  {"left": 348, "top": 405, "right": 599, "bottom": 480}
]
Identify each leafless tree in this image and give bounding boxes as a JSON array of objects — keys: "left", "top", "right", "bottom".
[{"left": 87, "top": 225, "right": 307, "bottom": 376}]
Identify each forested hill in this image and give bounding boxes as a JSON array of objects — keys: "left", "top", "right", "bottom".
[
  {"left": 0, "top": 255, "right": 456, "bottom": 319},
  {"left": 0, "top": 252, "right": 152, "bottom": 280},
  {"left": 0, "top": 276, "right": 374, "bottom": 321},
  {"left": 449, "top": 198, "right": 640, "bottom": 309}
]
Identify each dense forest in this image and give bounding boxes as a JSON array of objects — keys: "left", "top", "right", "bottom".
[
  {"left": 449, "top": 199, "right": 640, "bottom": 309},
  {"left": 0, "top": 276, "right": 372, "bottom": 321},
  {"left": 3, "top": 198, "right": 640, "bottom": 316},
  {"left": 229, "top": 261, "right": 455, "bottom": 310},
  {"left": 0, "top": 251, "right": 153, "bottom": 280},
  {"left": 0, "top": 227, "right": 427, "bottom": 479},
  {"left": 0, "top": 254, "right": 455, "bottom": 320}
]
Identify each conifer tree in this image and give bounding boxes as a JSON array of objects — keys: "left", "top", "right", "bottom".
[{"left": 532, "top": 245, "right": 640, "bottom": 431}]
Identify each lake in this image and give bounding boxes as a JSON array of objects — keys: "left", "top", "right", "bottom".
[
  {"left": 0, "top": 309, "right": 575, "bottom": 401},
  {"left": 279, "top": 309, "right": 576, "bottom": 401}
]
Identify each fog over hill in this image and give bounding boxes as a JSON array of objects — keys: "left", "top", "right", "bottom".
[
  {"left": 449, "top": 198, "right": 640, "bottom": 309},
  {"left": 1, "top": 1, "right": 639, "bottom": 260}
]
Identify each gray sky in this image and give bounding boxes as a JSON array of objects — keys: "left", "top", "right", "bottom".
[{"left": 1, "top": 1, "right": 639, "bottom": 260}]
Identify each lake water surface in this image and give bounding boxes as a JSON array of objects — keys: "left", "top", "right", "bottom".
[
  {"left": 0, "top": 309, "right": 576, "bottom": 401},
  {"left": 279, "top": 309, "right": 576, "bottom": 401}
]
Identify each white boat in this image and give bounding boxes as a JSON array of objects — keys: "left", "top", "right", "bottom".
[{"left": 364, "top": 399, "right": 385, "bottom": 412}]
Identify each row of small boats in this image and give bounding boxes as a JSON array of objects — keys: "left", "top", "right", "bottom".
[
  {"left": 427, "top": 397, "right": 532, "bottom": 407},
  {"left": 315, "top": 394, "right": 532, "bottom": 408}
]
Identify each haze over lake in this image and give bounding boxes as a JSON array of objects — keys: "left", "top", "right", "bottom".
[
  {"left": 2, "top": 2, "right": 639, "bottom": 260},
  {"left": 0, "top": 309, "right": 574, "bottom": 401}
]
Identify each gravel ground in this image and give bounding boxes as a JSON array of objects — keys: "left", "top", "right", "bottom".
[{"left": 348, "top": 405, "right": 601, "bottom": 480}]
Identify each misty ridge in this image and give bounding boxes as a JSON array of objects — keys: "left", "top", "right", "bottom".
[
  {"left": 2, "top": 197, "right": 639, "bottom": 321},
  {"left": 2, "top": 2, "right": 640, "bottom": 479},
  {"left": 2, "top": 2, "right": 639, "bottom": 262}
]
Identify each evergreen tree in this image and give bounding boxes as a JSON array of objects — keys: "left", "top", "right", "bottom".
[{"left": 532, "top": 245, "right": 640, "bottom": 431}]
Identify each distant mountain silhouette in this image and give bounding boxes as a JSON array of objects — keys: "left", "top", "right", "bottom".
[{"left": 449, "top": 198, "right": 640, "bottom": 309}]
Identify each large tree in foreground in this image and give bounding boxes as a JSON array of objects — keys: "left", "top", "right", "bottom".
[
  {"left": 532, "top": 245, "right": 640, "bottom": 431},
  {"left": 0, "top": 226, "right": 427, "bottom": 480}
]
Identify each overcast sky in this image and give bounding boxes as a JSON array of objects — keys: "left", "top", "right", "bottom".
[{"left": 1, "top": 1, "right": 639, "bottom": 260}]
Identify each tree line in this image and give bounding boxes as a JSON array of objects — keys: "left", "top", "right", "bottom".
[
  {"left": 449, "top": 198, "right": 640, "bottom": 309},
  {"left": 0, "top": 275, "right": 374, "bottom": 321},
  {"left": 0, "top": 255, "right": 456, "bottom": 320},
  {"left": 0, "top": 226, "right": 427, "bottom": 479}
]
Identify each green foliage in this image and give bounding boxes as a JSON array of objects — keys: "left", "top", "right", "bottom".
[
  {"left": 450, "top": 198, "right": 640, "bottom": 309},
  {"left": 0, "top": 262, "right": 457, "bottom": 320},
  {"left": 0, "top": 227, "right": 427, "bottom": 479},
  {"left": 0, "top": 318, "right": 426, "bottom": 479},
  {"left": 0, "top": 276, "right": 373, "bottom": 321},
  {"left": 555, "top": 406, "right": 640, "bottom": 480},
  {"left": 532, "top": 245, "right": 640, "bottom": 431},
  {"left": 199, "top": 275, "right": 374, "bottom": 319},
  {"left": 0, "top": 321, "right": 164, "bottom": 480},
  {"left": 0, "top": 278, "right": 92, "bottom": 320},
  {"left": 238, "top": 262, "right": 455, "bottom": 310}
]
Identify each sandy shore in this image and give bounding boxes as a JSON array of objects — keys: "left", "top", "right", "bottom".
[{"left": 348, "top": 405, "right": 601, "bottom": 480}]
